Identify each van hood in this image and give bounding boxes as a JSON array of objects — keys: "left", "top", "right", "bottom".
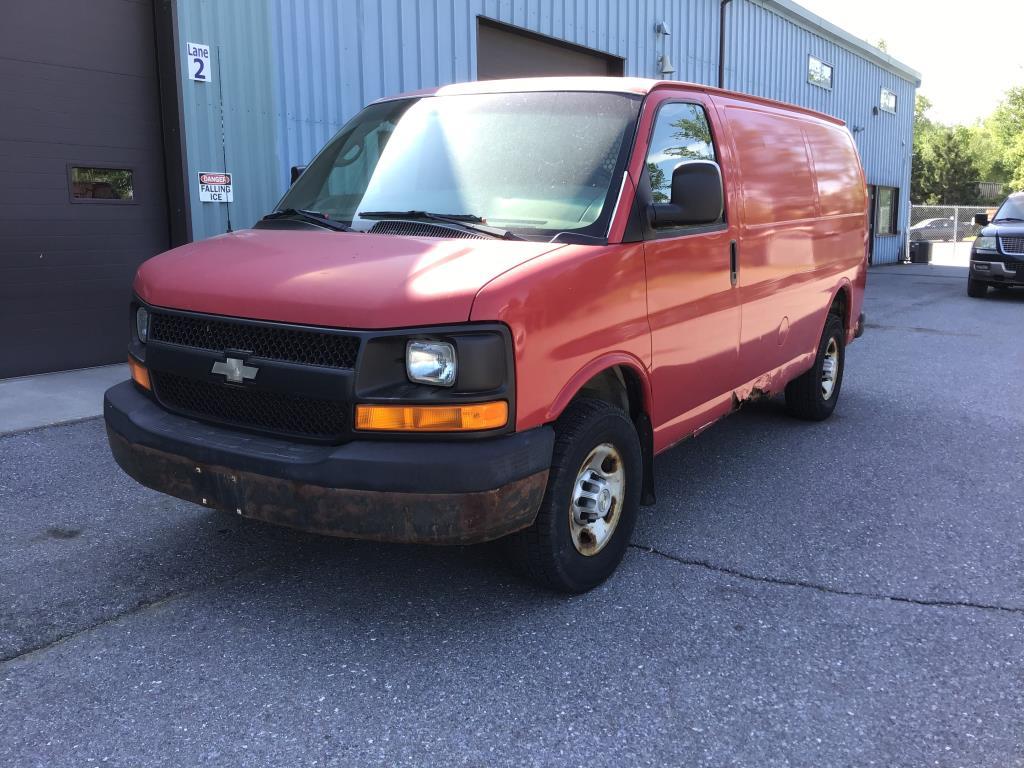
[{"left": 134, "top": 228, "right": 564, "bottom": 328}]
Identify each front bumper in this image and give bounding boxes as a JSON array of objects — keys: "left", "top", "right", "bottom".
[
  {"left": 971, "top": 259, "right": 1024, "bottom": 286},
  {"left": 104, "top": 381, "right": 553, "bottom": 544}
]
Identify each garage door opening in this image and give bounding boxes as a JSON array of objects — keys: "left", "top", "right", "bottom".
[{"left": 477, "top": 17, "right": 624, "bottom": 80}]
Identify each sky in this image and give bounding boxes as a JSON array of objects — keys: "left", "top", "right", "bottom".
[{"left": 795, "top": 0, "right": 1024, "bottom": 125}]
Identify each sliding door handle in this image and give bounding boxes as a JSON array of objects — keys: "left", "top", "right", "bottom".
[{"left": 729, "top": 240, "right": 738, "bottom": 287}]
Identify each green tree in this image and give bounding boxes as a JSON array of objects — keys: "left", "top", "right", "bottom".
[
  {"left": 988, "top": 86, "right": 1024, "bottom": 191},
  {"left": 911, "top": 95, "right": 937, "bottom": 202},
  {"left": 912, "top": 87, "right": 1024, "bottom": 203},
  {"left": 663, "top": 114, "right": 714, "bottom": 160},
  {"left": 925, "top": 127, "right": 981, "bottom": 204},
  {"left": 647, "top": 162, "right": 668, "bottom": 203}
]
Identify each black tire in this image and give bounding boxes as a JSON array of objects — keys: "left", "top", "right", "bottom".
[
  {"left": 967, "top": 277, "right": 988, "bottom": 298},
  {"left": 785, "top": 313, "right": 845, "bottom": 421},
  {"left": 506, "top": 398, "right": 642, "bottom": 593}
]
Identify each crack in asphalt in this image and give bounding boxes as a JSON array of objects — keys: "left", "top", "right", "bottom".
[
  {"left": 0, "top": 565, "right": 263, "bottom": 667},
  {"left": 3, "top": 543, "right": 1021, "bottom": 667},
  {"left": 632, "top": 544, "right": 1024, "bottom": 615}
]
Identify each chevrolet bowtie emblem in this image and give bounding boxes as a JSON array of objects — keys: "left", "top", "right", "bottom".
[{"left": 211, "top": 357, "right": 259, "bottom": 384}]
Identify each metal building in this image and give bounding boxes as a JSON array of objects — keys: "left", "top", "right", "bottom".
[{"left": 0, "top": 0, "right": 919, "bottom": 378}]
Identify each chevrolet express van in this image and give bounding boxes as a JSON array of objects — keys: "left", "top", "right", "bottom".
[{"left": 106, "top": 77, "right": 867, "bottom": 593}]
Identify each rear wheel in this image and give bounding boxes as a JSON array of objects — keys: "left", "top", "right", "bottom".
[
  {"left": 506, "top": 398, "right": 642, "bottom": 593},
  {"left": 967, "top": 276, "right": 988, "bottom": 298},
  {"left": 785, "top": 313, "right": 845, "bottom": 421}
]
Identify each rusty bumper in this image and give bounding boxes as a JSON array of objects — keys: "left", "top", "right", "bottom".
[{"left": 104, "top": 381, "right": 553, "bottom": 545}]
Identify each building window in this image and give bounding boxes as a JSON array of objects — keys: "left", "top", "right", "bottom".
[
  {"left": 876, "top": 186, "right": 898, "bottom": 235},
  {"left": 69, "top": 166, "right": 135, "bottom": 203},
  {"left": 880, "top": 88, "right": 897, "bottom": 114},
  {"left": 808, "top": 55, "right": 833, "bottom": 90}
]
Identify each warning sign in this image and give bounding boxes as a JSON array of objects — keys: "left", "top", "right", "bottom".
[{"left": 198, "top": 172, "right": 233, "bottom": 203}]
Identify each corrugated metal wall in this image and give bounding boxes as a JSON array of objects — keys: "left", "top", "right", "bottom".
[
  {"left": 177, "top": 0, "right": 277, "bottom": 241},
  {"left": 175, "top": 0, "right": 916, "bottom": 263}
]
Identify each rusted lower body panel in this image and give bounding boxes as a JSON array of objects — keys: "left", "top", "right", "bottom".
[{"left": 107, "top": 428, "right": 547, "bottom": 545}]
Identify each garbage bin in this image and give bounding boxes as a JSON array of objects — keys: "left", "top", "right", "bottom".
[{"left": 909, "top": 240, "right": 932, "bottom": 264}]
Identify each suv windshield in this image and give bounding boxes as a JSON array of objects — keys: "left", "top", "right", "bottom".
[
  {"left": 993, "top": 195, "right": 1024, "bottom": 221},
  {"left": 277, "top": 91, "right": 642, "bottom": 240}
]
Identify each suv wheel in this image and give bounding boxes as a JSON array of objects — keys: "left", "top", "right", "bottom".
[
  {"left": 507, "top": 398, "right": 642, "bottom": 593},
  {"left": 967, "top": 276, "right": 988, "bottom": 298},
  {"left": 785, "top": 313, "right": 845, "bottom": 421}
]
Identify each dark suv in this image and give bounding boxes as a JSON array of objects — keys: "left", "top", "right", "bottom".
[{"left": 969, "top": 192, "right": 1024, "bottom": 297}]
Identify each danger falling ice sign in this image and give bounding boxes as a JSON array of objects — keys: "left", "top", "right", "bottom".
[{"left": 198, "top": 172, "right": 233, "bottom": 203}]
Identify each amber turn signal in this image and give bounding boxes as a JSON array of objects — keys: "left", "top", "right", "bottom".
[
  {"left": 128, "top": 357, "right": 151, "bottom": 391},
  {"left": 355, "top": 401, "right": 508, "bottom": 432}
]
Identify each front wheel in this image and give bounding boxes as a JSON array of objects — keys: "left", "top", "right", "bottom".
[
  {"left": 967, "top": 277, "right": 988, "bottom": 298},
  {"left": 506, "top": 398, "right": 642, "bottom": 593},
  {"left": 785, "top": 313, "right": 845, "bottom": 421}
]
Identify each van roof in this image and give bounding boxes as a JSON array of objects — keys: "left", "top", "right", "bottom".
[{"left": 377, "top": 76, "right": 846, "bottom": 128}]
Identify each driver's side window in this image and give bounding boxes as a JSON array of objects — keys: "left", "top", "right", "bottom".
[{"left": 645, "top": 103, "right": 717, "bottom": 207}]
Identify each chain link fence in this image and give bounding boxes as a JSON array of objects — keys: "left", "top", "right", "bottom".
[{"left": 907, "top": 204, "right": 995, "bottom": 265}]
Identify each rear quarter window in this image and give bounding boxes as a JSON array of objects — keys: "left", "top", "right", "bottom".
[{"left": 725, "top": 106, "right": 816, "bottom": 225}]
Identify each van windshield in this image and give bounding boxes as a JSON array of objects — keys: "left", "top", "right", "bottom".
[{"left": 277, "top": 91, "right": 641, "bottom": 240}]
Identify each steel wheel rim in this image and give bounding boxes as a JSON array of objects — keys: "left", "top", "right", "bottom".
[
  {"left": 821, "top": 337, "right": 839, "bottom": 400},
  {"left": 568, "top": 443, "right": 625, "bottom": 557}
]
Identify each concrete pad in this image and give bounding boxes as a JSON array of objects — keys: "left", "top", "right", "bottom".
[
  {"left": 870, "top": 262, "right": 968, "bottom": 280},
  {"left": 0, "top": 364, "right": 127, "bottom": 435},
  {"left": 925, "top": 241, "right": 972, "bottom": 267}
]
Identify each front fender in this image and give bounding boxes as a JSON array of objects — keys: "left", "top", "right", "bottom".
[{"left": 545, "top": 353, "right": 652, "bottom": 423}]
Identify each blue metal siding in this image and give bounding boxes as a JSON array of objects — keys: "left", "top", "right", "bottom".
[
  {"left": 176, "top": 0, "right": 916, "bottom": 264},
  {"left": 174, "top": 0, "right": 278, "bottom": 240}
]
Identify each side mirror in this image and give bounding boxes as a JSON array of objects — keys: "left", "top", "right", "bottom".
[
  {"left": 650, "top": 161, "right": 724, "bottom": 227},
  {"left": 290, "top": 165, "right": 307, "bottom": 185},
  {"left": 973, "top": 212, "right": 989, "bottom": 226}
]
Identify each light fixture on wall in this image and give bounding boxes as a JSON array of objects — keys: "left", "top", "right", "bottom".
[
  {"left": 655, "top": 20, "right": 674, "bottom": 76},
  {"left": 851, "top": 125, "right": 865, "bottom": 134}
]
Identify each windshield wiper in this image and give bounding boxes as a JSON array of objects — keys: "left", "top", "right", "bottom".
[
  {"left": 358, "top": 210, "right": 523, "bottom": 240},
  {"left": 261, "top": 208, "right": 350, "bottom": 231},
  {"left": 993, "top": 217, "right": 1024, "bottom": 223}
]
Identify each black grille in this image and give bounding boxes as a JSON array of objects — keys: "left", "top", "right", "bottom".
[
  {"left": 369, "top": 220, "right": 487, "bottom": 239},
  {"left": 149, "top": 312, "right": 359, "bottom": 369},
  {"left": 1000, "top": 236, "right": 1024, "bottom": 256},
  {"left": 153, "top": 371, "right": 348, "bottom": 440}
]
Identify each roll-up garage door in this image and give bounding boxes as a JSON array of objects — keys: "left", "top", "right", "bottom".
[
  {"left": 477, "top": 18, "right": 625, "bottom": 79},
  {"left": 0, "top": 0, "right": 170, "bottom": 378}
]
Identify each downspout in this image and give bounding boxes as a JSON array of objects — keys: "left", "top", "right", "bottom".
[{"left": 718, "top": 0, "right": 733, "bottom": 89}]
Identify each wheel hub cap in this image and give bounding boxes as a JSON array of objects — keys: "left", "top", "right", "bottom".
[
  {"left": 569, "top": 443, "right": 625, "bottom": 557},
  {"left": 821, "top": 338, "right": 839, "bottom": 400}
]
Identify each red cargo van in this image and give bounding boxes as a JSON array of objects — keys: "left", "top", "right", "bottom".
[{"left": 106, "top": 77, "right": 867, "bottom": 592}]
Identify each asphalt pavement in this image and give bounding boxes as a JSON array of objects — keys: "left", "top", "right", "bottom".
[{"left": 2, "top": 264, "right": 1022, "bottom": 767}]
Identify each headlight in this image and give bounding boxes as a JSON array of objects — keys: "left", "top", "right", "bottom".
[
  {"left": 406, "top": 340, "right": 456, "bottom": 387},
  {"left": 136, "top": 307, "right": 150, "bottom": 343},
  {"left": 974, "top": 236, "right": 997, "bottom": 251}
]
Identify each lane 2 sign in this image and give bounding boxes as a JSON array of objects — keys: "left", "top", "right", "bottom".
[
  {"left": 198, "top": 172, "right": 233, "bottom": 203},
  {"left": 186, "top": 42, "right": 212, "bottom": 82}
]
